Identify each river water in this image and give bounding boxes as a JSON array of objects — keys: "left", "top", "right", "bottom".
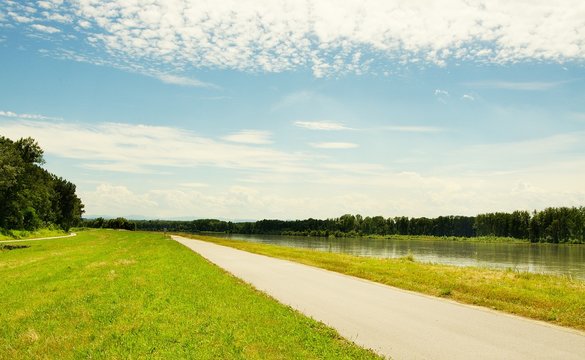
[{"left": 216, "top": 234, "right": 585, "bottom": 280}]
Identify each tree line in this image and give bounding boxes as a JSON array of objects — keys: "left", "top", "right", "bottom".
[
  {"left": 83, "top": 217, "right": 136, "bottom": 231},
  {"left": 132, "top": 207, "right": 585, "bottom": 244},
  {"left": 0, "top": 136, "right": 84, "bottom": 231}
]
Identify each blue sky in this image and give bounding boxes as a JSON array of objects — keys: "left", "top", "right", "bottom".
[{"left": 1, "top": 0, "right": 584, "bottom": 219}]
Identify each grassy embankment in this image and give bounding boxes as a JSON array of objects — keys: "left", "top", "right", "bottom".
[
  {"left": 0, "top": 228, "right": 68, "bottom": 242},
  {"left": 365, "top": 234, "right": 530, "bottom": 243},
  {"left": 182, "top": 234, "right": 585, "bottom": 331},
  {"left": 282, "top": 232, "right": 530, "bottom": 244},
  {"left": 0, "top": 230, "right": 380, "bottom": 359}
]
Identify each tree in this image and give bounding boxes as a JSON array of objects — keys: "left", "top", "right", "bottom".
[
  {"left": 15, "top": 137, "right": 44, "bottom": 164},
  {"left": 0, "top": 136, "right": 84, "bottom": 232},
  {"left": 53, "top": 177, "right": 84, "bottom": 231}
]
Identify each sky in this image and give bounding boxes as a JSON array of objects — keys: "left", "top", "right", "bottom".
[{"left": 0, "top": 0, "right": 584, "bottom": 220}]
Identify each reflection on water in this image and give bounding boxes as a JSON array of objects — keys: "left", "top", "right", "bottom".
[{"left": 217, "top": 234, "right": 585, "bottom": 280}]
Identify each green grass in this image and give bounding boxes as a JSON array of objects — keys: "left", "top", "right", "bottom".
[
  {"left": 362, "top": 234, "right": 530, "bottom": 243},
  {"left": 183, "top": 234, "right": 585, "bottom": 331},
  {"left": 0, "top": 227, "right": 68, "bottom": 241},
  {"left": 0, "top": 230, "right": 380, "bottom": 359}
]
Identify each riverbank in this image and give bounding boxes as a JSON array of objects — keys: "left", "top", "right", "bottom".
[
  {"left": 279, "top": 232, "right": 531, "bottom": 243},
  {"left": 0, "top": 230, "right": 379, "bottom": 359},
  {"left": 182, "top": 234, "right": 585, "bottom": 331},
  {"left": 276, "top": 231, "right": 529, "bottom": 243}
]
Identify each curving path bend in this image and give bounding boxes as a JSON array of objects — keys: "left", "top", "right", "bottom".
[{"left": 0, "top": 232, "right": 77, "bottom": 243}]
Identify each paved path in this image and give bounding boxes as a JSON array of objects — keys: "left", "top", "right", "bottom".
[
  {"left": 0, "top": 232, "right": 77, "bottom": 243},
  {"left": 173, "top": 235, "right": 585, "bottom": 360}
]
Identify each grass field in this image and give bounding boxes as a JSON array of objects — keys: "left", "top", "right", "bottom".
[
  {"left": 0, "top": 230, "right": 380, "bottom": 359},
  {"left": 183, "top": 234, "right": 585, "bottom": 331}
]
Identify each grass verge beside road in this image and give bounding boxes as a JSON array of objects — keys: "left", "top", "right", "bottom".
[
  {"left": 0, "top": 230, "right": 380, "bottom": 359},
  {"left": 183, "top": 234, "right": 585, "bottom": 331}
]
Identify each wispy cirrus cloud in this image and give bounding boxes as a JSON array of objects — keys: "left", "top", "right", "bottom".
[
  {"left": 434, "top": 89, "right": 450, "bottom": 97},
  {"left": 3, "top": 1, "right": 585, "bottom": 79},
  {"left": 30, "top": 24, "right": 61, "bottom": 33},
  {"left": 294, "top": 121, "right": 352, "bottom": 131},
  {"left": 0, "top": 120, "right": 303, "bottom": 174},
  {"left": 0, "top": 110, "right": 62, "bottom": 121},
  {"left": 311, "top": 142, "right": 359, "bottom": 149},
  {"left": 2, "top": 117, "right": 584, "bottom": 218},
  {"left": 463, "top": 80, "right": 572, "bottom": 91},
  {"left": 379, "top": 126, "right": 442, "bottom": 133},
  {"left": 179, "top": 182, "right": 209, "bottom": 188},
  {"left": 155, "top": 73, "right": 217, "bottom": 89},
  {"left": 222, "top": 130, "right": 273, "bottom": 145},
  {"left": 295, "top": 121, "right": 441, "bottom": 133}
]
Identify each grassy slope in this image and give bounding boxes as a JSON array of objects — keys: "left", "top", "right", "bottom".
[
  {"left": 0, "top": 228, "right": 68, "bottom": 241},
  {"left": 185, "top": 234, "right": 585, "bottom": 331},
  {"left": 0, "top": 230, "right": 380, "bottom": 359},
  {"left": 364, "top": 234, "right": 530, "bottom": 243}
]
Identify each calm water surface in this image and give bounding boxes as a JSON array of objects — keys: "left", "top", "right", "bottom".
[{"left": 217, "top": 234, "right": 585, "bottom": 280}]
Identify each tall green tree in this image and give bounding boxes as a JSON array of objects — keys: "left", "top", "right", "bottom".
[{"left": 0, "top": 136, "right": 84, "bottom": 231}]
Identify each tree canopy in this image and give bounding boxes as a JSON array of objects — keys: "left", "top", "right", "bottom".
[{"left": 0, "top": 136, "right": 84, "bottom": 231}]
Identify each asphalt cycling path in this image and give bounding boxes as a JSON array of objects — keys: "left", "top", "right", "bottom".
[{"left": 173, "top": 235, "right": 585, "bottom": 360}]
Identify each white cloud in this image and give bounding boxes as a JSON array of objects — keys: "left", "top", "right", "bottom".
[
  {"left": 461, "top": 94, "right": 475, "bottom": 101},
  {"left": 41, "top": 12, "right": 72, "bottom": 24},
  {"left": 2, "top": 118, "right": 584, "bottom": 219},
  {"left": 469, "top": 132, "right": 584, "bottom": 159},
  {"left": 155, "top": 73, "right": 216, "bottom": 88},
  {"left": 77, "top": 20, "right": 91, "bottom": 29},
  {"left": 379, "top": 126, "right": 442, "bottom": 133},
  {"left": 37, "top": 2, "right": 54, "bottom": 10},
  {"left": 179, "top": 182, "right": 209, "bottom": 188},
  {"left": 81, "top": 162, "right": 163, "bottom": 174},
  {"left": 463, "top": 80, "right": 570, "bottom": 91},
  {"left": 570, "top": 112, "right": 585, "bottom": 122},
  {"left": 80, "top": 166, "right": 585, "bottom": 219},
  {"left": 11, "top": 14, "right": 34, "bottom": 23},
  {"left": 222, "top": 130, "right": 273, "bottom": 145},
  {"left": 434, "top": 89, "right": 449, "bottom": 97},
  {"left": 294, "top": 121, "right": 351, "bottom": 131},
  {"left": 0, "top": 120, "right": 307, "bottom": 174},
  {"left": 294, "top": 121, "right": 441, "bottom": 133},
  {"left": 311, "top": 142, "right": 359, "bottom": 149},
  {"left": 81, "top": 184, "right": 158, "bottom": 216},
  {"left": 5, "top": 1, "right": 585, "bottom": 78},
  {"left": 31, "top": 24, "right": 60, "bottom": 33},
  {"left": 0, "top": 110, "right": 62, "bottom": 121}
]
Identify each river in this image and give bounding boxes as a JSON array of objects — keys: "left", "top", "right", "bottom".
[{"left": 216, "top": 234, "right": 585, "bottom": 280}]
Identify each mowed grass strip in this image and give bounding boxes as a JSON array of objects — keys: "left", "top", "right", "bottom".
[
  {"left": 0, "top": 230, "right": 381, "bottom": 359},
  {"left": 184, "top": 234, "right": 585, "bottom": 331}
]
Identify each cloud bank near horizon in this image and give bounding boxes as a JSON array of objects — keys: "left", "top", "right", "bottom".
[
  {"left": 1, "top": 117, "right": 584, "bottom": 219},
  {"left": 3, "top": 0, "right": 585, "bottom": 80}
]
